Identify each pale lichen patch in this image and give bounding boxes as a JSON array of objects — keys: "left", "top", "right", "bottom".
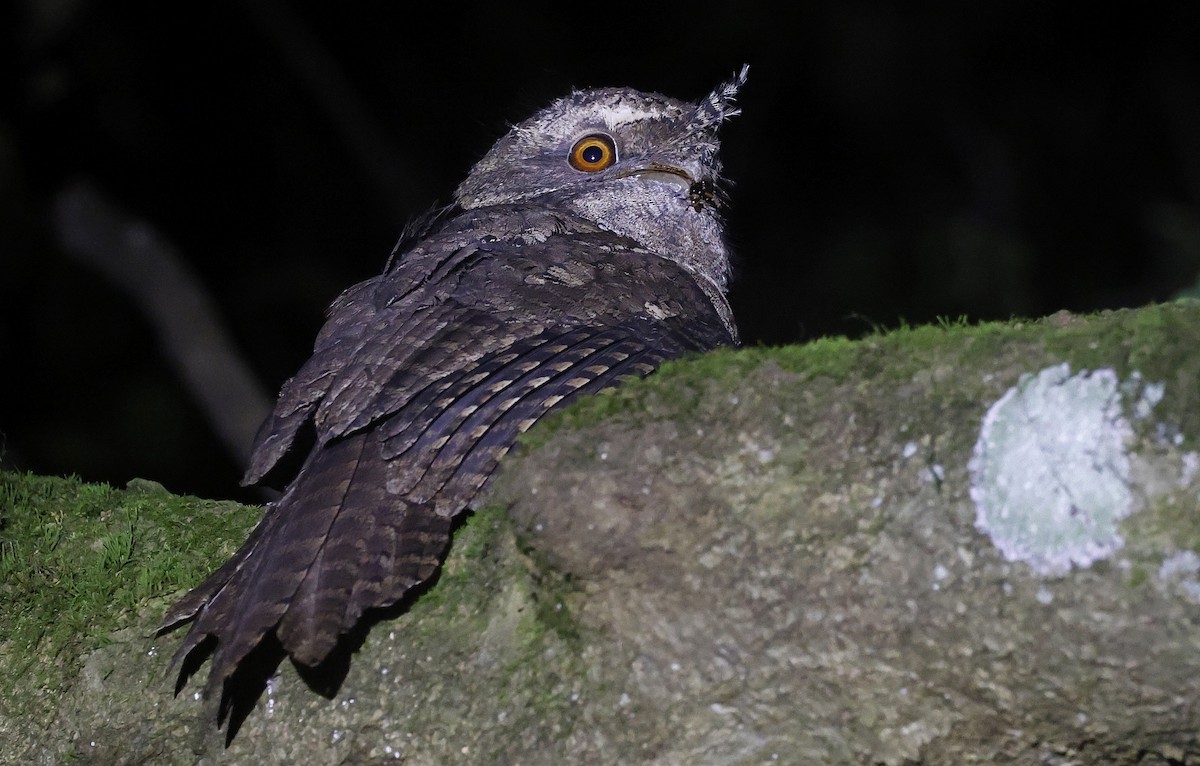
[
  {"left": 969, "top": 363, "right": 1164, "bottom": 576},
  {"left": 1158, "top": 550, "right": 1200, "bottom": 604}
]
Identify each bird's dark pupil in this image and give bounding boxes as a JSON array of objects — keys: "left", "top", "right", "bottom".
[{"left": 582, "top": 145, "right": 604, "bottom": 164}]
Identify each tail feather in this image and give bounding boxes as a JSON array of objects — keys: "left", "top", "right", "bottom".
[
  {"left": 208, "top": 433, "right": 372, "bottom": 688},
  {"left": 275, "top": 435, "right": 390, "bottom": 665},
  {"left": 167, "top": 426, "right": 461, "bottom": 690},
  {"left": 166, "top": 434, "right": 370, "bottom": 695},
  {"left": 344, "top": 499, "right": 451, "bottom": 633},
  {"left": 274, "top": 422, "right": 456, "bottom": 665}
]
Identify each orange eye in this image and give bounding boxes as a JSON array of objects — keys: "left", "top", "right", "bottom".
[{"left": 569, "top": 134, "right": 617, "bottom": 172}]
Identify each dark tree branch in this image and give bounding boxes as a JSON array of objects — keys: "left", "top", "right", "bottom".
[{"left": 53, "top": 179, "right": 271, "bottom": 470}]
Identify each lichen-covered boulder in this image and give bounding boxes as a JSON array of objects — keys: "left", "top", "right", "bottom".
[{"left": 2, "top": 302, "right": 1198, "bottom": 765}]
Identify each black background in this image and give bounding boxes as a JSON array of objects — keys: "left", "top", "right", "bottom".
[{"left": 2, "top": 1, "right": 1198, "bottom": 501}]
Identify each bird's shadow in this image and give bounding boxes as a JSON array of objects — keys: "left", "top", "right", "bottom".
[{"left": 168, "top": 526, "right": 459, "bottom": 745}]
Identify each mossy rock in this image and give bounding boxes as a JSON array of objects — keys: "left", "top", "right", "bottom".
[{"left": 2, "top": 302, "right": 1199, "bottom": 764}]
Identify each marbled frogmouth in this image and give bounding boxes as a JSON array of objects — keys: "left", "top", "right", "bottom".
[{"left": 161, "top": 67, "right": 747, "bottom": 714}]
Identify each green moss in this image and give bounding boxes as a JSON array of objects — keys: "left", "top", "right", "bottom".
[
  {"left": 383, "top": 501, "right": 585, "bottom": 743},
  {"left": 424, "top": 503, "right": 582, "bottom": 647},
  {"left": 2, "top": 301, "right": 1196, "bottom": 744},
  {"left": 522, "top": 565, "right": 582, "bottom": 644},
  {"left": 1128, "top": 565, "right": 1149, "bottom": 589},
  {"left": 1123, "top": 494, "right": 1200, "bottom": 561},
  {"left": 934, "top": 314, "right": 973, "bottom": 330},
  {"left": 413, "top": 504, "right": 511, "bottom": 612},
  {"left": 0, "top": 471, "right": 261, "bottom": 723}
]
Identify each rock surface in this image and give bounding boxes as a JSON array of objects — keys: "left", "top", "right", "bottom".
[{"left": 3, "top": 303, "right": 1199, "bottom": 765}]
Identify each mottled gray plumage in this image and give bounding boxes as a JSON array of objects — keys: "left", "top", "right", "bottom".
[{"left": 161, "top": 67, "right": 747, "bottom": 713}]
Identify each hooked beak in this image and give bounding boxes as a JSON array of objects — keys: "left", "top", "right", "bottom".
[
  {"left": 618, "top": 163, "right": 719, "bottom": 212},
  {"left": 617, "top": 162, "right": 694, "bottom": 192}
]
